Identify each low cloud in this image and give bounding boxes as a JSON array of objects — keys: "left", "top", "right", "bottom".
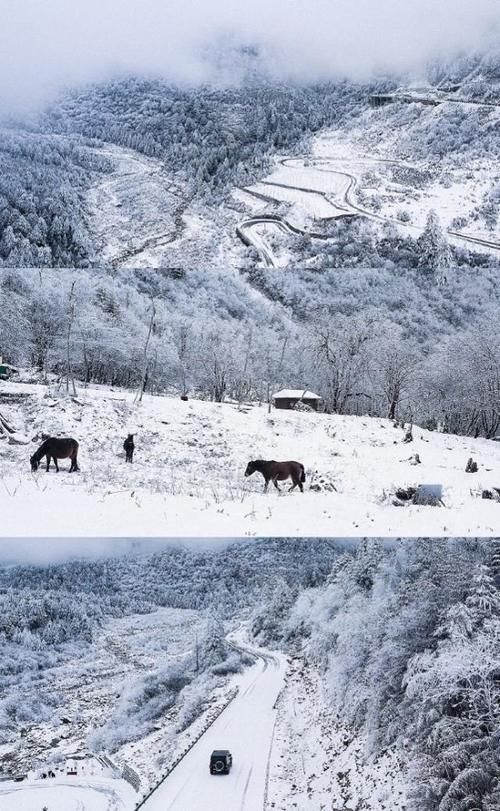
[
  {"left": 0, "top": 537, "right": 239, "bottom": 566},
  {"left": 1, "top": 0, "right": 498, "bottom": 112}
]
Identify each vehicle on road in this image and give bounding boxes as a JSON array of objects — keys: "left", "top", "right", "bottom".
[{"left": 209, "top": 750, "right": 232, "bottom": 775}]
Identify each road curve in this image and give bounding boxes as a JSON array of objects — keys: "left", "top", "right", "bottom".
[
  {"left": 140, "top": 642, "right": 287, "bottom": 811},
  {"left": 236, "top": 219, "right": 281, "bottom": 267}
]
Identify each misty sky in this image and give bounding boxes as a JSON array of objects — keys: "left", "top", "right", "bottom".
[
  {"left": 1, "top": 0, "right": 498, "bottom": 112},
  {"left": 0, "top": 538, "right": 239, "bottom": 565}
]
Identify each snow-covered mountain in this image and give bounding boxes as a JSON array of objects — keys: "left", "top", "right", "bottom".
[
  {"left": 1, "top": 538, "right": 498, "bottom": 811},
  {"left": 1, "top": 46, "right": 500, "bottom": 269}
]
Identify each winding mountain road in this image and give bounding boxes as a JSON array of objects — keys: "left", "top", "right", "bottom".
[
  {"left": 140, "top": 642, "right": 287, "bottom": 811},
  {"left": 239, "top": 154, "right": 500, "bottom": 262}
]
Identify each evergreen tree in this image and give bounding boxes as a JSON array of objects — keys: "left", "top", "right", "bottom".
[{"left": 417, "top": 210, "right": 452, "bottom": 272}]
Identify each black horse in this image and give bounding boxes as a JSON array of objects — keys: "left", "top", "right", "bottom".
[
  {"left": 30, "top": 438, "right": 79, "bottom": 472},
  {"left": 244, "top": 459, "right": 306, "bottom": 492},
  {"left": 123, "top": 434, "right": 135, "bottom": 463}
]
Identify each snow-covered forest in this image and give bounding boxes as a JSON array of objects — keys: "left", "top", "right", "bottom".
[
  {"left": 3, "top": 267, "right": 500, "bottom": 438},
  {"left": 261, "top": 537, "right": 500, "bottom": 811},
  {"left": 0, "top": 130, "right": 111, "bottom": 267},
  {"left": 0, "top": 540, "right": 339, "bottom": 760},
  {"left": 41, "top": 81, "right": 362, "bottom": 199},
  {"left": 1, "top": 45, "right": 500, "bottom": 269},
  {"left": 1, "top": 538, "right": 499, "bottom": 811}
]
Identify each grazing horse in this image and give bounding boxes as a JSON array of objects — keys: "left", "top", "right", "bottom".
[
  {"left": 123, "top": 434, "right": 135, "bottom": 463},
  {"left": 244, "top": 459, "right": 306, "bottom": 493},
  {"left": 30, "top": 438, "right": 79, "bottom": 473}
]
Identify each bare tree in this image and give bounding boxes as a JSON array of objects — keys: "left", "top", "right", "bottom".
[
  {"left": 372, "top": 332, "right": 419, "bottom": 420},
  {"left": 135, "top": 297, "right": 156, "bottom": 405},
  {"left": 316, "top": 315, "right": 375, "bottom": 414},
  {"left": 65, "top": 280, "right": 77, "bottom": 396}
]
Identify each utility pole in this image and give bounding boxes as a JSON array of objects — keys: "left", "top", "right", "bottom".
[
  {"left": 267, "top": 334, "right": 288, "bottom": 414},
  {"left": 195, "top": 631, "right": 199, "bottom": 674}
]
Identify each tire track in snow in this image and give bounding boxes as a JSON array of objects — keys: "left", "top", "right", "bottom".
[{"left": 139, "top": 640, "right": 287, "bottom": 811}]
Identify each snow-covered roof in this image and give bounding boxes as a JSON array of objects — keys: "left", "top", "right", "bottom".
[{"left": 273, "top": 389, "right": 321, "bottom": 400}]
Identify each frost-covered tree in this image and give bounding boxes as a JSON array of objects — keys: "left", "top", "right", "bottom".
[{"left": 417, "top": 210, "right": 452, "bottom": 271}]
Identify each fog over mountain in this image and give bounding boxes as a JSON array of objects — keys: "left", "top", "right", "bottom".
[
  {"left": 0, "top": 538, "right": 237, "bottom": 565},
  {"left": 1, "top": 0, "right": 498, "bottom": 112}
]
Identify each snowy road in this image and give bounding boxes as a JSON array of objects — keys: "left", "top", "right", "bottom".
[
  {"left": 236, "top": 218, "right": 282, "bottom": 266},
  {"left": 140, "top": 643, "right": 287, "bottom": 811},
  {"left": 243, "top": 153, "right": 500, "bottom": 259},
  {"left": 236, "top": 216, "right": 301, "bottom": 267}
]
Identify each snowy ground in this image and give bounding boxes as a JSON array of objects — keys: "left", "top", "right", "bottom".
[
  {"left": 86, "top": 142, "right": 248, "bottom": 270},
  {"left": 0, "top": 775, "right": 135, "bottom": 811},
  {"left": 86, "top": 144, "right": 185, "bottom": 267},
  {"left": 312, "top": 122, "right": 500, "bottom": 247},
  {"left": 268, "top": 657, "right": 407, "bottom": 810},
  {"left": 2, "top": 380, "right": 500, "bottom": 537}
]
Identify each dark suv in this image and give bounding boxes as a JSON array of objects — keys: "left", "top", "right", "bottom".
[{"left": 210, "top": 750, "right": 233, "bottom": 775}]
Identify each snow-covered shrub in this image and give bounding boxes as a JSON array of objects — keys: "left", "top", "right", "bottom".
[
  {"left": 175, "top": 674, "right": 216, "bottom": 732},
  {"left": 88, "top": 661, "right": 192, "bottom": 752}
]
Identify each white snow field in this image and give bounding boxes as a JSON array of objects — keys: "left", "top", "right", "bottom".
[
  {"left": 139, "top": 642, "right": 287, "bottom": 811},
  {"left": 0, "top": 776, "right": 135, "bottom": 811},
  {"left": 85, "top": 141, "right": 248, "bottom": 270},
  {"left": 3, "top": 380, "right": 500, "bottom": 537}
]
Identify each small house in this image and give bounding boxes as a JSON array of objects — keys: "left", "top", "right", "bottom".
[{"left": 272, "top": 389, "right": 322, "bottom": 411}]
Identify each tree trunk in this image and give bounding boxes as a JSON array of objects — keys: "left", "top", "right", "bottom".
[
  {"left": 135, "top": 298, "right": 156, "bottom": 405},
  {"left": 66, "top": 281, "right": 77, "bottom": 396}
]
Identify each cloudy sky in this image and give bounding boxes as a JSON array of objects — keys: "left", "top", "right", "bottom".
[{"left": 0, "top": 0, "right": 498, "bottom": 112}]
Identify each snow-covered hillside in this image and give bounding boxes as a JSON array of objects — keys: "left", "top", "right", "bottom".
[
  {"left": 6, "top": 63, "right": 500, "bottom": 270},
  {"left": 3, "top": 380, "right": 500, "bottom": 536},
  {"left": 268, "top": 657, "right": 407, "bottom": 810},
  {"left": 83, "top": 101, "right": 500, "bottom": 271},
  {"left": 231, "top": 101, "right": 500, "bottom": 267}
]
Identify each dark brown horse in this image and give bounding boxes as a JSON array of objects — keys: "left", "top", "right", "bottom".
[
  {"left": 30, "top": 438, "right": 79, "bottom": 473},
  {"left": 244, "top": 460, "right": 306, "bottom": 493}
]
